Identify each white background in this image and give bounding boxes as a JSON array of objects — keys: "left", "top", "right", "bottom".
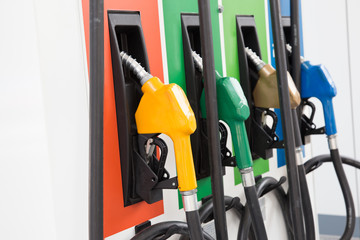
[
  {"left": 0, "top": 0, "right": 89, "bottom": 239},
  {"left": 302, "top": 0, "right": 360, "bottom": 221}
]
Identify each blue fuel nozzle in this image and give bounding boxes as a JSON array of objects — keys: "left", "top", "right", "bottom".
[{"left": 301, "top": 61, "right": 337, "bottom": 135}]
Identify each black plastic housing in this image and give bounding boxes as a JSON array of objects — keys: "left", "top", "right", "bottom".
[
  {"left": 281, "top": 17, "right": 292, "bottom": 45},
  {"left": 181, "top": 13, "right": 211, "bottom": 180},
  {"left": 108, "top": 11, "right": 163, "bottom": 206},
  {"left": 281, "top": 16, "right": 292, "bottom": 74},
  {"left": 236, "top": 15, "right": 277, "bottom": 160}
]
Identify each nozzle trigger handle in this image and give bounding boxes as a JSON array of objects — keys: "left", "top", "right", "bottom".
[
  {"left": 302, "top": 100, "right": 316, "bottom": 126},
  {"left": 152, "top": 137, "right": 168, "bottom": 180},
  {"left": 264, "top": 110, "right": 278, "bottom": 136},
  {"left": 219, "top": 122, "right": 230, "bottom": 158}
]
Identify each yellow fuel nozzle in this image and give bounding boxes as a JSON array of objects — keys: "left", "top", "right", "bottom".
[
  {"left": 120, "top": 52, "right": 197, "bottom": 192},
  {"left": 245, "top": 47, "right": 301, "bottom": 109}
]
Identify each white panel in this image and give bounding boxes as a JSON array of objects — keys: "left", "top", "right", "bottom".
[
  {"left": 33, "top": 0, "right": 89, "bottom": 239},
  {"left": 0, "top": 1, "right": 57, "bottom": 239},
  {"left": 302, "top": 0, "right": 359, "bottom": 217},
  {"left": 346, "top": 0, "right": 360, "bottom": 216}
]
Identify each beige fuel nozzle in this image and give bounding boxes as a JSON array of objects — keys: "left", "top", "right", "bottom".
[{"left": 245, "top": 47, "right": 301, "bottom": 109}]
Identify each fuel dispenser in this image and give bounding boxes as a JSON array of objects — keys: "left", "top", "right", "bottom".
[
  {"left": 282, "top": 0, "right": 356, "bottom": 238},
  {"left": 192, "top": 52, "right": 268, "bottom": 240},
  {"left": 162, "top": 2, "right": 230, "bottom": 238},
  {"left": 118, "top": 52, "right": 204, "bottom": 239},
  {"left": 285, "top": 44, "right": 356, "bottom": 240},
  {"left": 180, "top": 13, "right": 271, "bottom": 239},
  {"left": 236, "top": 15, "right": 281, "bottom": 160},
  {"left": 108, "top": 11, "right": 170, "bottom": 206},
  {"left": 83, "top": 1, "right": 204, "bottom": 237},
  {"left": 83, "top": 0, "right": 358, "bottom": 239},
  {"left": 236, "top": 18, "right": 309, "bottom": 234}
]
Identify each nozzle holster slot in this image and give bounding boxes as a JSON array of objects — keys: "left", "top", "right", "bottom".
[
  {"left": 281, "top": 16, "right": 296, "bottom": 78},
  {"left": 236, "top": 15, "right": 277, "bottom": 159},
  {"left": 281, "top": 16, "right": 291, "bottom": 44},
  {"left": 108, "top": 11, "right": 169, "bottom": 206},
  {"left": 181, "top": 13, "right": 213, "bottom": 180}
]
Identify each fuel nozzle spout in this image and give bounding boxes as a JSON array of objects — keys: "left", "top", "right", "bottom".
[
  {"left": 192, "top": 51, "right": 222, "bottom": 79},
  {"left": 120, "top": 51, "right": 198, "bottom": 193},
  {"left": 120, "top": 51, "right": 153, "bottom": 85},
  {"left": 192, "top": 51, "right": 203, "bottom": 73},
  {"left": 286, "top": 44, "right": 305, "bottom": 63},
  {"left": 245, "top": 47, "right": 301, "bottom": 109},
  {"left": 245, "top": 47, "right": 266, "bottom": 71}
]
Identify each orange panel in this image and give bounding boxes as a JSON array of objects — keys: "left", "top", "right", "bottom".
[{"left": 82, "top": 0, "right": 164, "bottom": 238}]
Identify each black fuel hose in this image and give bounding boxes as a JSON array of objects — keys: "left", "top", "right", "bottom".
[
  {"left": 199, "top": 196, "right": 244, "bottom": 223},
  {"left": 197, "top": 0, "right": 228, "bottom": 238},
  {"left": 179, "top": 196, "right": 246, "bottom": 240},
  {"left": 290, "top": 0, "right": 301, "bottom": 94},
  {"left": 297, "top": 164, "right": 316, "bottom": 239},
  {"left": 290, "top": 0, "right": 315, "bottom": 236},
  {"left": 131, "top": 221, "right": 213, "bottom": 240},
  {"left": 292, "top": 111, "right": 316, "bottom": 240},
  {"left": 197, "top": 195, "right": 256, "bottom": 240},
  {"left": 304, "top": 152, "right": 356, "bottom": 240},
  {"left": 305, "top": 154, "right": 360, "bottom": 173},
  {"left": 244, "top": 185, "right": 268, "bottom": 240},
  {"left": 89, "top": 0, "right": 104, "bottom": 239},
  {"left": 182, "top": 180, "right": 292, "bottom": 240},
  {"left": 289, "top": 0, "right": 315, "bottom": 234},
  {"left": 186, "top": 211, "right": 204, "bottom": 240},
  {"left": 238, "top": 177, "right": 293, "bottom": 240},
  {"left": 269, "top": 0, "right": 306, "bottom": 238}
]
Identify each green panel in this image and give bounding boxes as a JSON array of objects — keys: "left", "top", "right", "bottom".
[
  {"left": 163, "top": 0, "right": 223, "bottom": 209},
  {"left": 222, "top": 0, "right": 270, "bottom": 185},
  {"left": 234, "top": 158, "right": 270, "bottom": 184},
  {"left": 222, "top": 0, "right": 269, "bottom": 75},
  {"left": 162, "top": 0, "right": 223, "bottom": 89},
  {"left": 178, "top": 176, "right": 212, "bottom": 209}
]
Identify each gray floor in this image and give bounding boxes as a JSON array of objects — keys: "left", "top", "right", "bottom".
[{"left": 320, "top": 235, "right": 360, "bottom": 240}]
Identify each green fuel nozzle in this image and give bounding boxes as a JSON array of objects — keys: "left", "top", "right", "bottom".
[
  {"left": 245, "top": 47, "right": 301, "bottom": 109},
  {"left": 193, "top": 52, "right": 268, "bottom": 239},
  {"left": 192, "top": 51, "right": 253, "bottom": 170}
]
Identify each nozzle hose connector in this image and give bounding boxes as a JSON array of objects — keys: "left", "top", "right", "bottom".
[
  {"left": 192, "top": 51, "right": 204, "bottom": 73},
  {"left": 181, "top": 189, "right": 198, "bottom": 212},
  {"left": 295, "top": 147, "right": 304, "bottom": 166},
  {"left": 286, "top": 44, "right": 292, "bottom": 54},
  {"left": 119, "top": 51, "right": 153, "bottom": 86},
  {"left": 328, "top": 134, "right": 338, "bottom": 150},
  {"left": 240, "top": 167, "right": 256, "bottom": 187},
  {"left": 245, "top": 47, "right": 266, "bottom": 71}
]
